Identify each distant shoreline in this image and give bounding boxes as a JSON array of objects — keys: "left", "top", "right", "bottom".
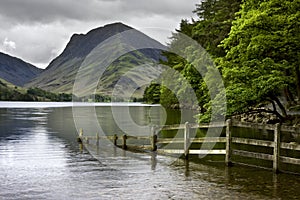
[{"left": 0, "top": 101, "right": 160, "bottom": 108}]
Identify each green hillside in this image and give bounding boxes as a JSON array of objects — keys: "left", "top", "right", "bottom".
[
  {"left": 0, "top": 78, "right": 71, "bottom": 101},
  {"left": 27, "top": 23, "right": 166, "bottom": 101}
]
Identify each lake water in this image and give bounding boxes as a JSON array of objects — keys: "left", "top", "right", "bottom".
[{"left": 0, "top": 102, "right": 300, "bottom": 199}]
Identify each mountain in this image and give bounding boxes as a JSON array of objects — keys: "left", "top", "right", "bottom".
[
  {"left": 27, "top": 22, "right": 166, "bottom": 99},
  {"left": 0, "top": 52, "right": 42, "bottom": 86}
]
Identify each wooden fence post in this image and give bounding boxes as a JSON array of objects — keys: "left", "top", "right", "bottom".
[
  {"left": 225, "top": 119, "right": 232, "bottom": 166},
  {"left": 79, "top": 129, "right": 83, "bottom": 137},
  {"left": 151, "top": 126, "right": 157, "bottom": 151},
  {"left": 184, "top": 122, "right": 190, "bottom": 159},
  {"left": 96, "top": 132, "right": 99, "bottom": 146},
  {"left": 113, "top": 134, "right": 118, "bottom": 146},
  {"left": 122, "top": 134, "right": 127, "bottom": 150},
  {"left": 273, "top": 123, "right": 281, "bottom": 173},
  {"left": 77, "top": 128, "right": 83, "bottom": 143}
]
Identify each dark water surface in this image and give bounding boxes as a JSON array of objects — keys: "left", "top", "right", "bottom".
[{"left": 0, "top": 102, "right": 300, "bottom": 199}]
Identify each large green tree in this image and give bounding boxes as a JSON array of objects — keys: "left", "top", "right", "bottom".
[
  {"left": 146, "top": 0, "right": 241, "bottom": 121},
  {"left": 220, "top": 0, "right": 300, "bottom": 120}
]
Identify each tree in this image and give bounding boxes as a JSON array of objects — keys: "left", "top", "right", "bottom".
[
  {"left": 143, "top": 82, "right": 161, "bottom": 104},
  {"left": 192, "top": 0, "right": 242, "bottom": 57},
  {"left": 220, "top": 0, "right": 300, "bottom": 120},
  {"left": 150, "top": 0, "right": 241, "bottom": 122}
]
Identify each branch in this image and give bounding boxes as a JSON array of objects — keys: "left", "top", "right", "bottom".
[
  {"left": 245, "top": 107, "right": 284, "bottom": 121},
  {"left": 267, "top": 99, "right": 277, "bottom": 113},
  {"left": 272, "top": 95, "right": 287, "bottom": 118}
]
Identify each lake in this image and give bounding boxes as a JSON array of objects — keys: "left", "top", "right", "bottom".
[{"left": 0, "top": 102, "right": 300, "bottom": 199}]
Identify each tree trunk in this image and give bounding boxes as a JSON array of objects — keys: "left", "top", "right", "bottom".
[
  {"left": 283, "top": 87, "right": 296, "bottom": 106},
  {"left": 272, "top": 95, "right": 287, "bottom": 118}
]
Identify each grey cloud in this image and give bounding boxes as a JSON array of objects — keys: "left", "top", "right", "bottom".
[
  {"left": 0, "top": 0, "right": 199, "bottom": 68},
  {"left": 119, "top": 0, "right": 197, "bottom": 16},
  {"left": 0, "top": 0, "right": 197, "bottom": 24},
  {"left": 0, "top": 0, "right": 118, "bottom": 23}
]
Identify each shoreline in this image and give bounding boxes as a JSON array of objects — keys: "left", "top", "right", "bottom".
[{"left": 0, "top": 101, "right": 160, "bottom": 108}]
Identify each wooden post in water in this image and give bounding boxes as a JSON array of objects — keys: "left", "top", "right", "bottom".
[
  {"left": 77, "top": 128, "right": 83, "bottom": 143},
  {"left": 273, "top": 123, "right": 281, "bottom": 173},
  {"left": 96, "top": 132, "right": 99, "bottom": 146},
  {"left": 79, "top": 129, "right": 83, "bottom": 137},
  {"left": 184, "top": 122, "right": 190, "bottom": 159},
  {"left": 113, "top": 134, "right": 118, "bottom": 146},
  {"left": 151, "top": 126, "right": 157, "bottom": 151},
  {"left": 225, "top": 119, "right": 232, "bottom": 166},
  {"left": 122, "top": 134, "right": 127, "bottom": 150}
]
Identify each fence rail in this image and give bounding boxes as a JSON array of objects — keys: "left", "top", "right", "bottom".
[{"left": 77, "top": 119, "right": 300, "bottom": 174}]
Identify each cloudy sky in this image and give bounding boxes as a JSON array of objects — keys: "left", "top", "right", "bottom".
[{"left": 0, "top": 0, "right": 199, "bottom": 69}]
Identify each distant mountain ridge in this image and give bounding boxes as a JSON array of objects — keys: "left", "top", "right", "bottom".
[
  {"left": 27, "top": 22, "right": 166, "bottom": 98},
  {"left": 0, "top": 52, "right": 42, "bottom": 86}
]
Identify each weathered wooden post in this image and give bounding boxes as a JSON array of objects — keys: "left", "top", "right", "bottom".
[
  {"left": 113, "top": 134, "right": 118, "bottom": 146},
  {"left": 77, "top": 128, "right": 83, "bottom": 143},
  {"left": 273, "top": 123, "right": 281, "bottom": 173},
  {"left": 225, "top": 119, "right": 233, "bottom": 166},
  {"left": 184, "top": 122, "right": 190, "bottom": 159},
  {"left": 151, "top": 126, "right": 158, "bottom": 151},
  {"left": 96, "top": 132, "right": 99, "bottom": 146},
  {"left": 122, "top": 134, "right": 127, "bottom": 150}
]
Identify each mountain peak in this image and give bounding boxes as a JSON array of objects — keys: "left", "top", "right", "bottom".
[
  {"left": 84, "top": 22, "right": 133, "bottom": 37},
  {"left": 48, "top": 22, "right": 134, "bottom": 66},
  {"left": 27, "top": 22, "right": 166, "bottom": 95}
]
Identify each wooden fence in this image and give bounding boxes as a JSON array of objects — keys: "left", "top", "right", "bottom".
[{"left": 77, "top": 119, "right": 300, "bottom": 174}]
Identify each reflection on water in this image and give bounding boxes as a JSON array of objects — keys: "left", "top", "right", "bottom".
[{"left": 0, "top": 103, "right": 300, "bottom": 199}]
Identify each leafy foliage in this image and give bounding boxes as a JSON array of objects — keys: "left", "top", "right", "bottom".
[
  {"left": 143, "top": 82, "right": 161, "bottom": 104},
  {"left": 220, "top": 0, "right": 300, "bottom": 119},
  {"left": 145, "top": 0, "right": 300, "bottom": 123},
  {"left": 143, "top": 0, "right": 241, "bottom": 122},
  {"left": 192, "top": 0, "right": 242, "bottom": 57}
]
